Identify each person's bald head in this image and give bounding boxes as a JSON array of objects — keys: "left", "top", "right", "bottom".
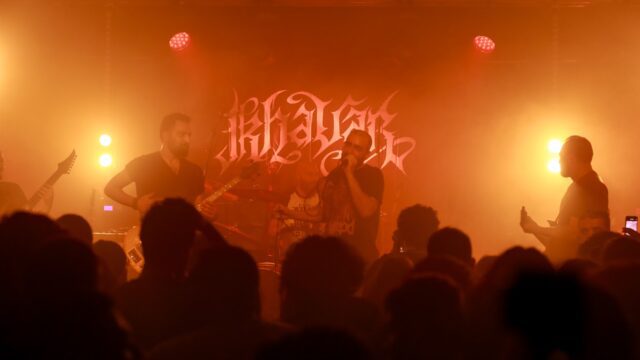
[
  {"left": 348, "top": 130, "right": 372, "bottom": 150},
  {"left": 560, "top": 136, "right": 593, "bottom": 178},
  {"left": 296, "top": 161, "right": 321, "bottom": 193}
]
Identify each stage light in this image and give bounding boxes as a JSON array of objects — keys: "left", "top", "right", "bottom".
[
  {"left": 474, "top": 35, "right": 495, "bottom": 54},
  {"left": 99, "top": 154, "right": 113, "bottom": 168},
  {"left": 548, "top": 139, "right": 563, "bottom": 154},
  {"left": 547, "top": 157, "right": 561, "bottom": 174},
  {"left": 169, "top": 32, "right": 190, "bottom": 51},
  {"left": 99, "top": 134, "right": 112, "bottom": 147}
]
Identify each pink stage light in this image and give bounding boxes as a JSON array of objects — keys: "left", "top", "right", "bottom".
[
  {"left": 169, "top": 32, "right": 191, "bottom": 51},
  {"left": 474, "top": 35, "right": 495, "bottom": 54}
]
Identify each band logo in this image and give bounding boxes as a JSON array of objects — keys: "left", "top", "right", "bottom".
[{"left": 216, "top": 90, "right": 416, "bottom": 175}]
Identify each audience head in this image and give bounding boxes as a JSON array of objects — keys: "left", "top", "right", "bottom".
[
  {"left": 139, "top": 198, "right": 201, "bottom": 277},
  {"left": 593, "top": 262, "right": 640, "bottom": 356},
  {"left": 472, "top": 255, "right": 498, "bottom": 284},
  {"left": 0, "top": 212, "right": 64, "bottom": 288},
  {"left": 188, "top": 245, "right": 260, "bottom": 322},
  {"left": 558, "top": 258, "right": 598, "bottom": 279},
  {"left": 601, "top": 235, "right": 640, "bottom": 264},
  {"left": 482, "top": 247, "right": 553, "bottom": 291},
  {"left": 281, "top": 235, "right": 364, "bottom": 299},
  {"left": 578, "top": 230, "right": 619, "bottom": 262},
  {"left": 577, "top": 210, "right": 610, "bottom": 243},
  {"left": 0, "top": 211, "right": 63, "bottom": 248},
  {"left": 57, "top": 213, "right": 93, "bottom": 246},
  {"left": 257, "top": 327, "right": 371, "bottom": 360},
  {"left": 413, "top": 255, "right": 472, "bottom": 291},
  {"left": 362, "top": 254, "right": 413, "bottom": 309},
  {"left": 26, "top": 237, "right": 98, "bottom": 298},
  {"left": 504, "top": 272, "right": 585, "bottom": 358},
  {"left": 395, "top": 204, "right": 439, "bottom": 251},
  {"left": 385, "top": 275, "right": 463, "bottom": 359},
  {"left": 23, "top": 237, "right": 138, "bottom": 360},
  {"left": 504, "top": 271, "right": 634, "bottom": 360},
  {"left": 560, "top": 135, "right": 593, "bottom": 178},
  {"left": 427, "top": 227, "right": 474, "bottom": 266},
  {"left": 386, "top": 275, "right": 462, "bottom": 329},
  {"left": 93, "top": 240, "right": 128, "bottom": 294}
]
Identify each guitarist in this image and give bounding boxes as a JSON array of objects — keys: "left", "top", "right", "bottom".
[
  {"left": 0, "top": 150, "right": 54, "bottom": 216},
  {"left": 520, "top": 135, "right": 609, "bottom": 263},
  {"left": 0, "top": 150, "right": 27, "bottom": 215},
  {"left": 104, "top": 113, "right": 215, "bottom": 218}
]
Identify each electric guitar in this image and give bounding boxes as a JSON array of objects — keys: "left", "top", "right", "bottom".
[
  {"left": 25, "top": 150, "right": 76, "bottom": 211},
  {"left": 124, "top": 162, "right": 261, "bottom": 274},
  {"left": 195, "top": 163, "right": 260, "bottom": 212}
]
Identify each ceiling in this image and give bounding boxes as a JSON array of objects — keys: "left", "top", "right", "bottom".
[{"left": 33, "top": 0, "right": 637, "bottom": 8}]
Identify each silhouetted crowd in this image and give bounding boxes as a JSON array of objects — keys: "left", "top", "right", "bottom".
[{"left": 2, "top": 199, "right": 640, "bottom": 359}]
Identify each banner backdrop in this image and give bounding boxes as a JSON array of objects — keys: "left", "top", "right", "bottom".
[{"left": 215, "top": 90, "right": 415, "bottom": 176}]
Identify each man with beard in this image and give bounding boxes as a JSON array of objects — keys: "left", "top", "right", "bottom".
[
  {"left": 274, "top": 130, "right": 384, "bottom": 263},
  {"left": 321, "top": 129, "right": 384, "bottom": 263},
  {"left": 521, "top": 135, "right": 609, "bottom": 262},
  {"left": 105, "top": 113, "right": 206, "bottom": 215}
]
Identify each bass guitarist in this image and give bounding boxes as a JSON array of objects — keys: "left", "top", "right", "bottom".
[
  {"left": 0, "top": 149, "right": 72, "bottom": 216},
  {"left": 104, "top": 113, "right": 216, "bottom": 218},
  {"left": 520, "top": 136, "right": 609, "bottom": 263}
]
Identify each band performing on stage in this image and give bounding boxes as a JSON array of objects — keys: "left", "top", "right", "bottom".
[
  {"left": 6, "top": 4, "right": 640, "bottom": 360},
  {"left": 95, "top": 113, "right": 386, "bottom": 271},
  {"left": 7, "top": 4, "right": 640, "bottom": 358}
]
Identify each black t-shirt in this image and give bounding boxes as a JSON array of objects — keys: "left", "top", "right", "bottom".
[
  {"left": 125, "top": 152, "right": 204, "bottom": 203},
  {"left": 0, "top": 181, "right": 27, "bottom": 216},
  {"left": 322, "top": 164, "right": 384, "bottom": 262},
  {"left": 556, "top": 170, "right": 609, "bottom": 226}
]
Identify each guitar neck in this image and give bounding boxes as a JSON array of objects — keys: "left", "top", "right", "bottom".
[
  {"left": 26, "top": 172, "right": 62, "bottom": 210},
  {"left": 201, "top": 177, "right": 242, "bottom": 204}
]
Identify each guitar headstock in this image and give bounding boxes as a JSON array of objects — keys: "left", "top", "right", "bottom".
[
  {"left": 240, "top": 161, "right": 261, "bottom": 180},
  {"left": 56, "top": 150, "right": 77, "bottom": 175}
]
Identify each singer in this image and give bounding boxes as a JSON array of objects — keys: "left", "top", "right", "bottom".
[{"left": 320, "top": 129, "right": 385, "bottom": 263}]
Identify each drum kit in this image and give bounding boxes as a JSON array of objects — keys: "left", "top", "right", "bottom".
[{"left": 116, "top": 187, "right": 321, "bottom": 276}]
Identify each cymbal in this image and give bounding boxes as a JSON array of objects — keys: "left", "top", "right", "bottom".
[{"left": 229, "top": 188, "right": 288, "bottom": 203}]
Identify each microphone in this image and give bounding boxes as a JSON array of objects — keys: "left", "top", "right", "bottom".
[{"left": 339, "top": 158, "right": 348, "bottom": 168}]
